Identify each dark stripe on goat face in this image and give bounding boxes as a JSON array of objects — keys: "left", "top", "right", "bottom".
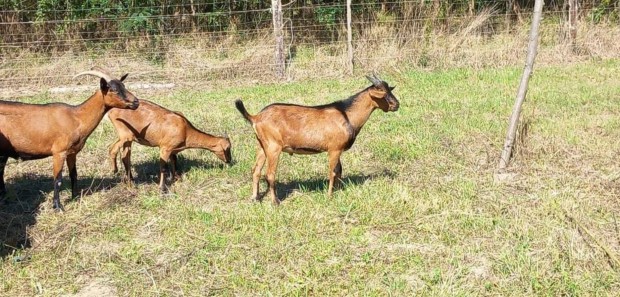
[
  {"left": 386, "top": 91, "right": 399, "bottom": 112},
  {"left": 109, "top": 80, "right": 127, "bottom": 100},
  {"left": 375, "top": 81, "right": 399, "bottom": 112},
  {"left": 108, "top": 80, "right": 139, "bottom": 109}
]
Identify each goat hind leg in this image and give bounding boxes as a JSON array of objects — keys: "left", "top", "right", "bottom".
[
  {"left": 265, "top": 147, "right": 281, "bottom": 205},
  {"left": 334, "top": 160, "right": 343, "bottom": 189},
  {"left": 108, "top": 139, "right": 123, "bottom": 174},
  {"left": 120, "top": 142, "right": 133, "bottom": 184},
  {"left": 170, "top": 154, "right": 181, "bottom": 181},
  {"left": 250, "top": 146, "right": 266, "bottom": 201}
]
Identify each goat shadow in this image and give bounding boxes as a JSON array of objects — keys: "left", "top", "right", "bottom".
[
  {"left": 128, "top": 154, "right": 227, "bottom": 185},
  {"left": 267, "top": 169, "right": 397, "bottom": 202},
  {"left": 0, "top": 172, "right": 118, "bottom": 259}
]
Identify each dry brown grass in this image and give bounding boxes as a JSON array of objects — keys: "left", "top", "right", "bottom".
[{"left": 1, "top": 60, "right": 620, "bottom": 295}]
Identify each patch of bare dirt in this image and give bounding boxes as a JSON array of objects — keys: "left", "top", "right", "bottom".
[{"left": 63, "top": 279, "right": 117, "bottom": 297}]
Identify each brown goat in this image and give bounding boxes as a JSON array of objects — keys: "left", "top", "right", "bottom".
[
  {"left": 107, "top": 100, "right": 232, "bottom": 192},
  {"left": 235, "top": 74, "right": 399, "bottom": 205},
  {"left": 0, "top": 69, "right": 139, "bottom": 210}
]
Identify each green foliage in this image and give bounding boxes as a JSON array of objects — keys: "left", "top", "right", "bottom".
[
  {"left": 315, "top": 5, "right": 342, "bottom": 28},
  {"left": 1, "top": 0, "right": 618, "bottom": 54},
  {"left": 588, "top": 0, "right": 619, "bottom": 23}
]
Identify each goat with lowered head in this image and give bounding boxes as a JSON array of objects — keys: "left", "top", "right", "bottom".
[
  {"left": 107, "top": 99, "right": 232, "bottom": 192},
  {"left": 235, "top": 74, "right": 399, "bottom": 205},
  {"left": 0, "top": 68, "right": 139, "bottom": 210}
]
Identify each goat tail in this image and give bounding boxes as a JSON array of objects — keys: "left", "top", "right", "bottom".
[{"left": 235, "top": 99, "right": 254, "bottom": 124}]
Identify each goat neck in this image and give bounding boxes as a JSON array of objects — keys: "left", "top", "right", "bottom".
[
  {"left": 185, "top": 128, "right": 221, "bottom": 151},
  {"left": 344, "top": 91, "right": 378, "bottom": 134},
  {"left": 73, "top": 90, "right": 109, "bottom": 137}
]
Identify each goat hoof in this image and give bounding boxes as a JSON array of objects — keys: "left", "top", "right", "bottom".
[
  {"left": 53, "top": 204, "right": 65, "bottom": 213},
  {"left": 249, "top": 195, "right": 261, "bottom": 202}
]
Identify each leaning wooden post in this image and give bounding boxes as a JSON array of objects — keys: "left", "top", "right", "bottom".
[
  {"left": 498, "top": 0, "right": 544, "bottom": 170},
  {"left": 271, "top": 0, "right": 285, "bottom": 79},
  {"left": 346, "top": 0, "right": 354, "bottom": 74}
]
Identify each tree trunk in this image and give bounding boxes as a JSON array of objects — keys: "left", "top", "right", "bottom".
[
  {"left": 346, "top": 0, "right": 353, "bottom": 75},
  {"left": 272, "top": 0, "right": 285, "bottom": 79},
  {"left": 498, "top": 0, "right": 544, "bottom": 170}
]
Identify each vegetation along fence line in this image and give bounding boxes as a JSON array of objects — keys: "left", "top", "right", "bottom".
[{"left": 0, "top": 1, "right": 618, "bottom": 95}]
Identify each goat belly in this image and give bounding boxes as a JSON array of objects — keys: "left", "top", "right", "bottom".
[
  {"left": 17, "top": 153, "right": 49, "bottom": 161},
  {"left": 283, "top": 146, "right": 323, "bottom": 155},
  {"left": 135, "top": 138, "right": 157, "bottom": 147}
]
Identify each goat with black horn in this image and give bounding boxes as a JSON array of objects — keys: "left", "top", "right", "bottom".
[{"left": 235, "top": 74, "right": 399, "bottom": 205}]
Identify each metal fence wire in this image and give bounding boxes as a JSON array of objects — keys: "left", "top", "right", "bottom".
[{"left": 0, "top": 1, "right": 619, "bottom": 96}]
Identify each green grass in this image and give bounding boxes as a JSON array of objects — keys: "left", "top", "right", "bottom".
[{"left": 2, "top": 59, "right": 620, "bottom": 296}]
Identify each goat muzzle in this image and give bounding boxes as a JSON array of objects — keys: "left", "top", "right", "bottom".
[{"left": 128, "top": 99, "right": 140, "bottom": 110}]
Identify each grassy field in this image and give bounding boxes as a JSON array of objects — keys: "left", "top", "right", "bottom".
[{"left": 1, "top": 59, "right": 620, "bottom": 296}]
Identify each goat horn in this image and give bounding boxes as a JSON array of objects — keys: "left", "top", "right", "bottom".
[
  {"left": 91, "top": 66, "right": 114, "bottom": 76},
  {"left": 73, "top": 70, "right": 113, "bottom": 82},
  {"left": 366, "top": 74, "right": 382, "bottom": 87}
]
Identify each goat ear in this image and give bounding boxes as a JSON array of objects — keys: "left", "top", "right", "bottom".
[
  {"left": 120, "top": 73, "right": 129, "bottom": 82},
  {"left": 99, "top": 78, "right": 109, "bottom": 93},
  {"left": 368, "top": 88, "right": 385, "bottom": 99}
]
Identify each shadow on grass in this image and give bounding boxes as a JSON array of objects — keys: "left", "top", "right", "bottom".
[
  {"left": 271, "top": 169, "right": 397, "bottom": 202},
  {"left": 128, "top": 154, "right": 228, "bottom": 185},
  {"left": 0, "top": 173, "right": 119, "bottom": 259}
]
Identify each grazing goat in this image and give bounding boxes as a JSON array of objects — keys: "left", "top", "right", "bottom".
[
  {"left": 235, "top": 74, "right": 399, "bottom": 205},
  {"left": 0, "top": 69, "right": 139, "bottom": 210},
  {"left": 107, "top": 100, "right": 232, "bottom": 192}
]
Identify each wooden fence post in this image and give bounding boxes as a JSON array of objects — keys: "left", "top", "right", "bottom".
[
  {"left": 272, "top": 0, "right": 285, "bottom": 79},
  {"left": 568, "top": 0, "right": 578, "bottom": 51},
  {"left": 346, "top": 0, "right": 353, "bottom": 74},
  {"left": 498, "top": 0, "right": 544, "bottom": 170}
]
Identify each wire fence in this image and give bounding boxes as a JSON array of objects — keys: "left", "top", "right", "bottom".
[{"left": 1, "top": 2, "right": 619, "bottom": 97}]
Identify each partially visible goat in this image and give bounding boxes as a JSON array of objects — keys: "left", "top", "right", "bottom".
[
  {"left": 0, "top": 69, "right": 139, "bottom": 210},
  {"left": 107, "top": 100, "right": 232, "bottom": 192},
  {"left": 235, "top": 74, "right": 399, "bottom": 205}
]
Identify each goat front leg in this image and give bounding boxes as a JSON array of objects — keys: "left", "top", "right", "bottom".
[
  {"left": 52, "top": 153, "right": 67, "bottom": 211},
  {"left": 250, "top": 146, "right": 266, "bottom": 201},
  {"left": 327, "top": 150, "right": 343, "bottom": 196},
  {"left": 0, "top": 155, "right": 8, "bottom": 198},
  {"left": 66, "top": 154, "right": 78, "bottom": 199},
  {"left": 159, "top": 149, "right": 172, "bottom": 193},
  {"left": 265, "top": 146, "right": 281, "bottom": 205}
]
